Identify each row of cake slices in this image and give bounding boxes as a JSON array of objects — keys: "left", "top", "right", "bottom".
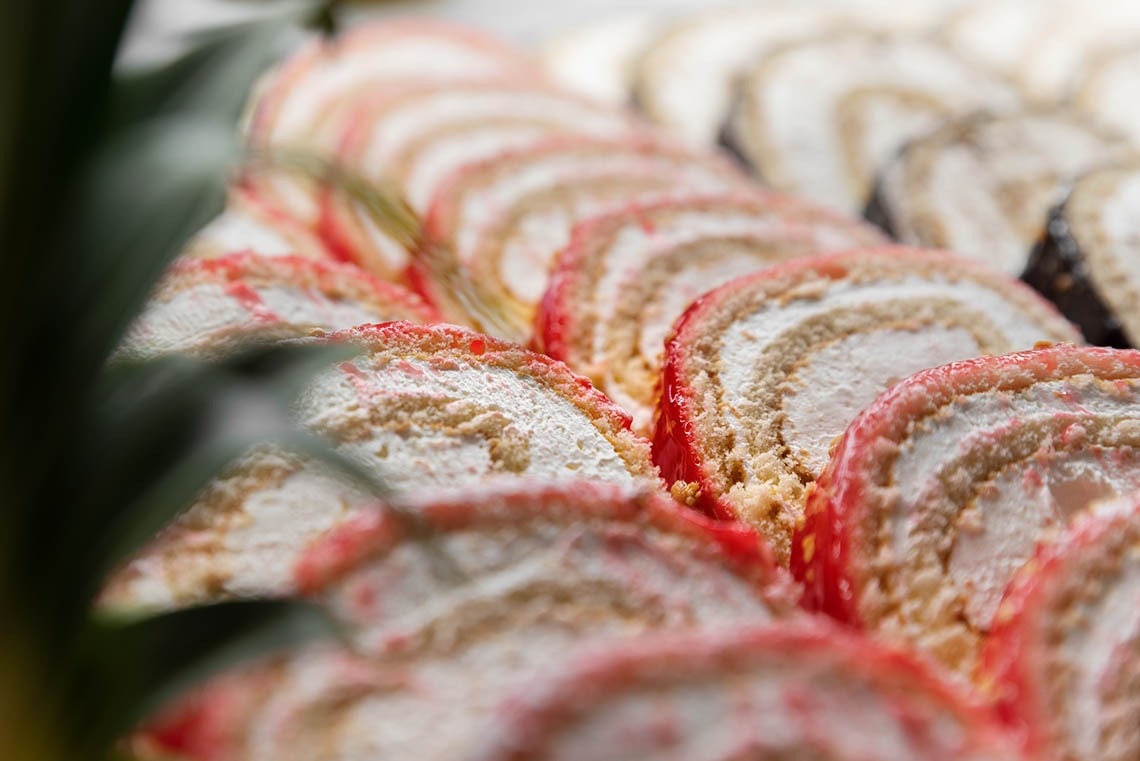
[
  {"left": 111, "top": 247, "right": 1140, "bottom": 760},
  {"left": 547, "top": 0, "right": 1140, "bottom": 162},
  {"left": 545, "top": 1, "right": 1140, "bottom": 279},
  {"left": 124, "top": 479, "right": 1140, "bottom": 761},
  {"left": 111, "top": 14, "right": 1140, "bottom": 760},
  {"left": 206, "top": 11, "right": 1140, "bottom": 355}
]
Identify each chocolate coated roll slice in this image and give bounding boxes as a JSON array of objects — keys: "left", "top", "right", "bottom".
[
  {"left": 118, "top": 253, "right": 438, "bottom": 360},
  {"left": 656, "top": 247, "right": 1078, "bottom": 563},
  {"left": 726, "top": 33, "right": 1021, "bottom": 213},
  {"left": 980, "top": 494, "right": 1140, "bottom": 761},
  {"left": 106, "top": 323, "right": 661, "bottom": 609},
  {"left": 870, "top": 110, "right": 1126, "bottom": 276},
  {"left": 467, "top": 626, "right": 1027, "bottom": 761},
  {"left": 795, "top": 345, "right": 1140, "bottom": 677},
  {"left": 539, "top": 194, "right": 886, "bottom": 433},
  {"left": 1024, "top": 161, "right": 1140, "bottom": 347},
  {"left": 420, "top": 137, "right": 746, "bottom": 339},
  {"left": 133, "top": 483, "right": 798, "bottom": 761}
]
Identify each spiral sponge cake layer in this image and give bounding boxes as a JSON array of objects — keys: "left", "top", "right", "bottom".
[
  {"left": 539, "top": 194, "right": 886, "bottom": 432},
  {"left": 656, "top": 247, "right": 1079, "bottom": 563},
  {"left": 106, "top": 323, "right": 661, "bottom": 610},
  {"left": 118, "top": 253, "right": 438, "bottom": 360},
  {"left": 134, "top": 484, "right": 797, "bottom": 761},
  {"left": 796, "top": 345, "right": 1140, "bottom": 678}
]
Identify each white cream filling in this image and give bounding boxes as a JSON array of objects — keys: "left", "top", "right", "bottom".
[
  {"left": 124, "top": 283, "right": 384, "bottom": 358},
  {"left": 748, "top": 37, "right": 1018, "bottom": 212},
  {"left": 1066, "top": 555, "right": 1140, "bottom": 758},
  {"left": 949, "top": 450, "right": 1140, "bottom": 630},
  {"left": 782, "top": 326, "right": 980, "bottom": 478},
  {"left": 299, "top": 358, "right": 639, "bottom": 491},
  {"left": 716, "top": 276, "right": 1052, "bottom": 482},
  {"left": 221, "top": 467, "right": 367, "bottom": 598}
]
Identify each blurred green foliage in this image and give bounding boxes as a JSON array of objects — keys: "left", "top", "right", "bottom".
[{"left": 0, "top": 2, "right": 383, "bottom": 758}]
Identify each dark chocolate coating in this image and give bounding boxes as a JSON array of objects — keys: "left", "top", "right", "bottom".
[{"left": 1023, "top": 203, "right": 1129, "bottom": 348}]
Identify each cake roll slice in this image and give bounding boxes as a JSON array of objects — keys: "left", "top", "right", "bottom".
[
  {"left": 1076, "top": 45, "right": 1140, "bottom": 147},
  {"left": 467, "top": 626, "right": 1026, "bottom": 761},
  {"left": 795, "top": 345, "right": 1140, "bottom": 678},
  {"left": 1023, "top": 161, "right": 1140, "bottom": 347},
  {"left": 980, "top": 494, "right": 1140, "bottom": 761},
  {"left": 869, "top": 110, "right": 1126, "bottom": 276},
  {"left": 105, "top": 323, "right": 661, "bottom": 609},
  {"left": 420, "top": 137, "right": 747, "bottom": 340},
  {"left": 633, "top": 5, "right": 845, "bottom": 147},
  {"left": 133, "top": 483, "right": 798, "bottom": 761},
  {"left": 726, "top": 33, "right": 1021, "bottom": 214},
  {"left": 118, "top": 252, "right": 438, "bottom": 360},
  {"left": 320, "top": 82, "right": 644, "bottom": 276},
  {"left": 239, "top": 19, "right": 535, "bottom": 274},
  {"left": 538, "top": 194, "right": 887, "bottom": 433},
  {"left": 656, "top": 247, "right": 1079, "bottom": 564}
]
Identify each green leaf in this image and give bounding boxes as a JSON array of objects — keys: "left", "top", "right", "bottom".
[{"left": 77, "top": 599, "right": 339, "bottom": 751}]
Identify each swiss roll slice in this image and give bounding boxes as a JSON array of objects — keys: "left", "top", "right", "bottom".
[
  {"left": 466, "top": 625, "right": 1027, "bottom": 761},
  {"left": 980, "top": 494, "right": 1140, "bottom": 761},
  {"left": 118, "top": 252, "right": 438, "bottom": 360},
  {"left": 320, "top": 81, "right": 644, "bottom": 276},
  {"left": 656, "top": 247, "right": 1079, "bottom": 563},
  {"left": 240, "top": 19, "right": 535, "bottom": 278},
  {"left": 419, "top": 137, "right": 747, "bottom": 339},
  {"left": 185, "top": 186, "right": 336, "bottom": 261},
  {"left": 133, "top": 483, "right": 798, "bottom": 761},
  {"left": 105, "top": 323, "right": 662, "bottom": 609},
  {"left": 795, "top": 345, "right": 1140, "bottom": 677},
  {"left": 1024, "top": 161, "right": 1140, "bottom": 347},
  {"left": 869, "top": 110, "right": 1126, "bottom": 276},
  {"left": 539, "top": 193, "right": 887, "bottom": 433},
  {"left": 725, "top": 33, "right": 1021, "bottom": 213}
]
